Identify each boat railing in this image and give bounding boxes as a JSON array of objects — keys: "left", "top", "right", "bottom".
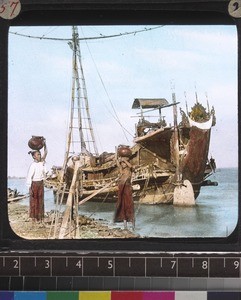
[
  {"left": 82, "top": 176, "right": 118, "bottom": 189},
  {"left": 133, "top": 166, "right": 172, "bottom": 181}
]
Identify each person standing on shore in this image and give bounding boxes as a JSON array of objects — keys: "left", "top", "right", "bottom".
[
  {"left": 114, "top": 156, "right": 135, "bottom": 230},
  {"left": 26, "top": 140, "right": 48, "bottom": 222}
]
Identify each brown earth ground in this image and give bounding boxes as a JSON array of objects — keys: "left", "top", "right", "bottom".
[{"left": 8, "top": 202, "right": 139, "bottom": 240}]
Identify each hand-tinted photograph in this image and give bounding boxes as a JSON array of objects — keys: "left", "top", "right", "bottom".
[{"left": 7, "top": 25, "right": 238, "bottom": 239}]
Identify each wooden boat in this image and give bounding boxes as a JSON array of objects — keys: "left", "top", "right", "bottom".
[
  {"left": 7, "top": 188, "right": 28, "bottom": 202},
  {"left": 45, "top": 26, "right": 217, "bottom": 206},
  {"left": 45, "top": 97, "right": 217, "bottom": 205}
]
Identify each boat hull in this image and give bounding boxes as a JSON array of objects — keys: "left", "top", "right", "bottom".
[
  {"left": 46, "top": 123, "right": 214, "bottom": 205},
  {"left": 45, "top": 101, "right": 216, "bottom": 205},
  {"left": 180, "top": 126, "right": 211, "bottom": 198}
]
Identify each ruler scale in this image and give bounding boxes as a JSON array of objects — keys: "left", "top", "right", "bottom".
[{"left": 0, "top": 253, "right": 241, "bottom": 278}]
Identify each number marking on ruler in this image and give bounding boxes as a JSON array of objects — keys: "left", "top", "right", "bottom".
[{"left": 0, "top": 254, "right": 241, "bottom": 278}]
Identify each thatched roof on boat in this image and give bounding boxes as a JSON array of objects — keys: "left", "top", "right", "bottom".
[{"left": 132, "top": 98, "right": 169, "bottom": 109}]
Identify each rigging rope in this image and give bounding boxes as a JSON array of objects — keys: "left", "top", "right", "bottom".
[
  {"left": 80, "top": 27, "right": 132, "bottom": 142},
  {"left": 9, "top": 25, "right": 164, "bottom": 42},
  {"left": 9, "top": 25, "right": 164, "bottom": 147}
]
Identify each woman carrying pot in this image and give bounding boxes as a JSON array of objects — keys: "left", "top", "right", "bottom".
[
  {"left": 114, "top": 146, "right": 135, "bottom": 230},
  {"left": 26, "top": 137, "right": 48, "bottom": 222}
]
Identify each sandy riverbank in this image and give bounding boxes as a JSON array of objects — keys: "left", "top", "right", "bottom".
[{"left": 8, "top": 202, "right": 139, "bottom": 240}]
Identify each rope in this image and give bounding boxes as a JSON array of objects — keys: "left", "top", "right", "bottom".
[
  {"left": 9, "top": 26, "right": 164, "bottom": 42},
  {"left": 80, "top": 27, "right": 133, "bottom": 142},
  {"left": 87, "top": 191, "right": 111, "bottom": 218}
]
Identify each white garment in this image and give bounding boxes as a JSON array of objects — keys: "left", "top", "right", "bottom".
[{"left": 26, "top": 161, "right": 46, "bottom": 187}]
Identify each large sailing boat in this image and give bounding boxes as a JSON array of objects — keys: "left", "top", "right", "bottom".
[{"left": 45, "top": 26, "right": 217, "bottom": 206}]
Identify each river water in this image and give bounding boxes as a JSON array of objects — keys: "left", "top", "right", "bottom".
[{"left": 8, "top": 168, "right": 238, "bottom": 238}]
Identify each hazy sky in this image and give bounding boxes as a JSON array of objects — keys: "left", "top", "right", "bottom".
[{"left": 8, "top": 25, "right": 237, "bottom": 177}]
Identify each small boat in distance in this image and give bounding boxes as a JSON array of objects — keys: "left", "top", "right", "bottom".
[{"left": 8, "top": 188, "right": 28, "bottom": 203}]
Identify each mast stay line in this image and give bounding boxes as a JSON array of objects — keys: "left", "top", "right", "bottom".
[{"left": 9, "top": 25, "right": 164, "bottom": 41}]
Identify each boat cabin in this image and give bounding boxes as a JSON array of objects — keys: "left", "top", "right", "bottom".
[{"left": 132, "top": 98, "right": 170, "bottom": 137}]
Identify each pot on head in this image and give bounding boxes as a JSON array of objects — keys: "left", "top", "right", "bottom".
[
  {"left": 117, "top": 145, "right": 132, "bottom": 157},
  {"left": 28, "top": 136, "right": 45, "bottom": 150}
]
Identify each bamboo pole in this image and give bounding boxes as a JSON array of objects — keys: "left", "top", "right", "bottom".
[
  {"left": 59, "top": 160, "right": 80, "bottom": 239},
  {"left": 75, "top": 177, "right": 80, "bottom": 238},
  {"left": 78, "top": 178, "right": 118, "bottom": 205}
]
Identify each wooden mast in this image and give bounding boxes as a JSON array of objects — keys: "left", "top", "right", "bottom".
[
  {"left": 62, "top": 26, "right": 98, "bottom": 178},
  {"left": 172, "top": 91, "right": 180, "bottom": 182},
  {"left": 57, "top": 26, "right": 100, "bottom": 238}
]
